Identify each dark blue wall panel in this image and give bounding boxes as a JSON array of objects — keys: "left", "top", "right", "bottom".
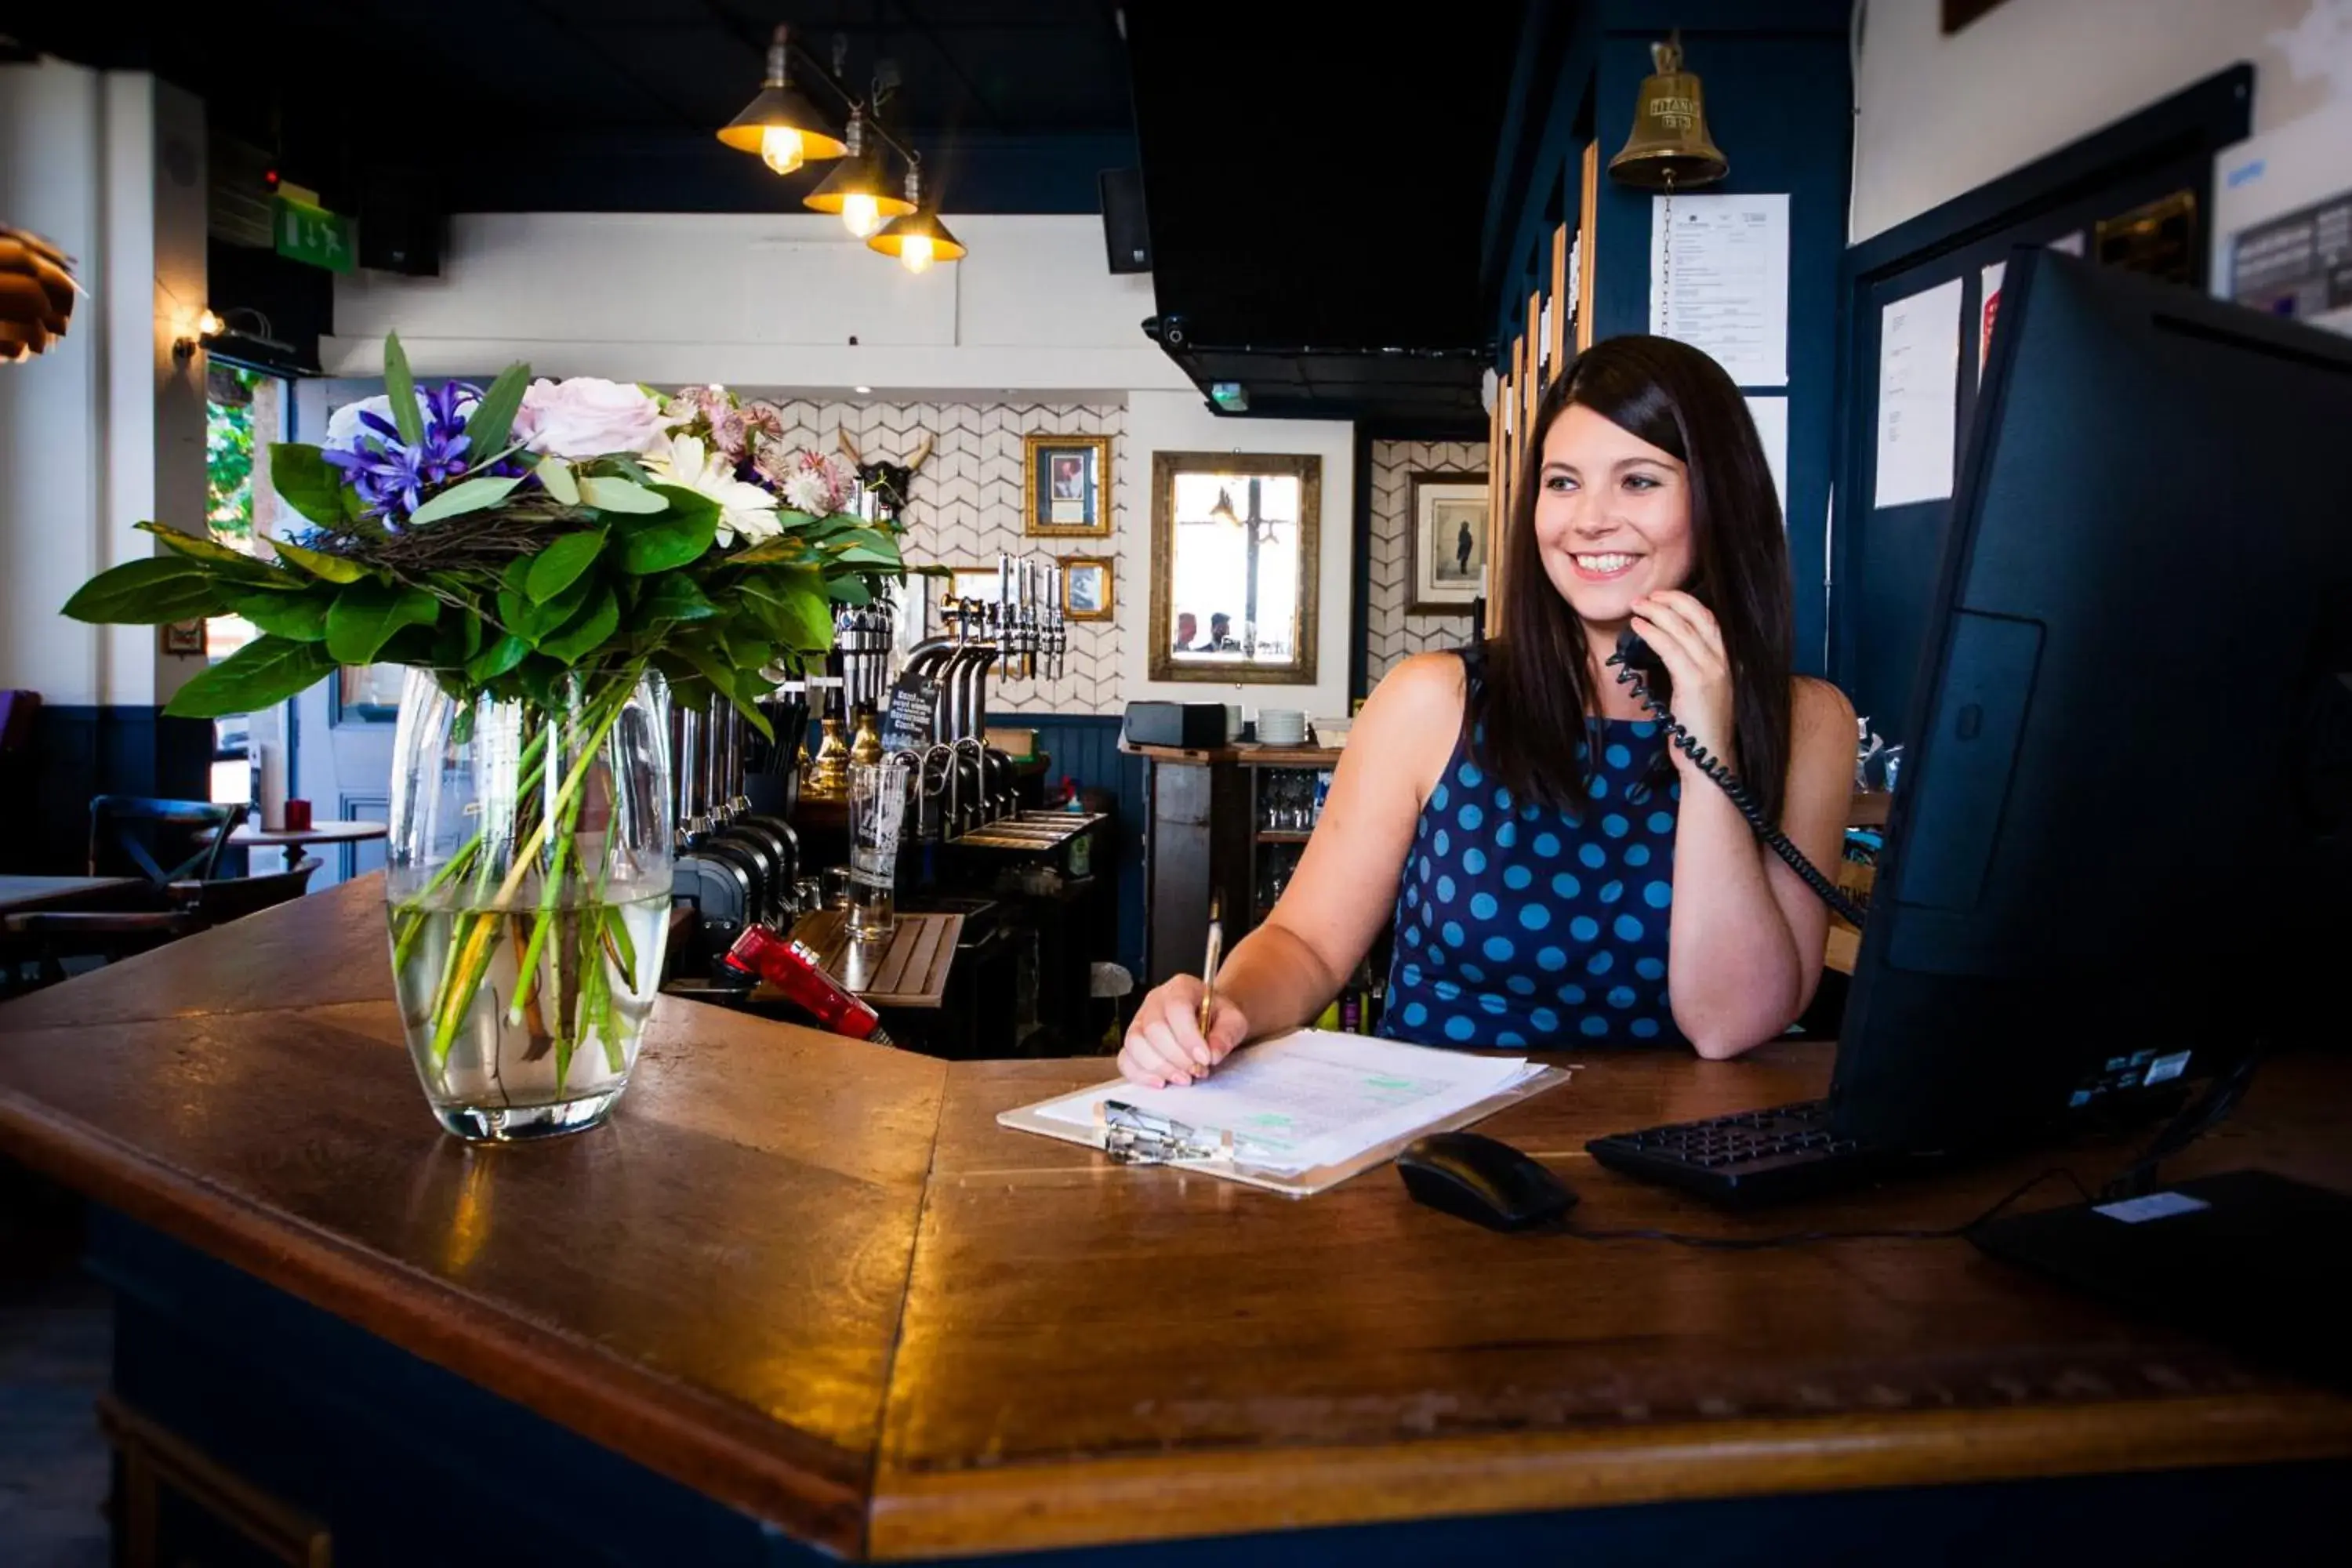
[{"left": 995, "top": 713, "right": 1145, "bottom": 982}]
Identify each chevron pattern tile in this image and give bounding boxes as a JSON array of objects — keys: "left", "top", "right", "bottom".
[
  {"left": 760, "top": 400, "right": 1128, "bottom": 716},
  {"left": 1365, "top": 439, "right": 1488, "bottom": 687}
]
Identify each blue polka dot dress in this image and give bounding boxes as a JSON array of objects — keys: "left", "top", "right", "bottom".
[{"left": 1381, "top": 661, "right": 1685, "bottom": 1049}]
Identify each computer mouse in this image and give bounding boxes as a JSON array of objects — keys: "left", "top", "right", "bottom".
[{"left": 1396, "top": 1131, "right": 1577, "bottom": 1232}]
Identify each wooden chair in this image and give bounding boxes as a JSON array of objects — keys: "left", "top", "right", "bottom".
[
  {"left": 88, "top": 795, "right": 248, "bottom": 887},
  {"left": 2, "top": 857, "right": 319, "bottom": 993}
]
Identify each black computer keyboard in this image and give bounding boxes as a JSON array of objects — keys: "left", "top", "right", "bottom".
[{"left": 1585, "top": 1100, "right": 1882, "bottom": 1206}]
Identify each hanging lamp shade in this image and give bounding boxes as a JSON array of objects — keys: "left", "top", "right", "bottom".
[
  {"left": 717, "top": 25, "right": 848, "bottom": 174},
  {"left": 1607, "top": 32, "right": 1728, "bottom": 191},
  {"left": 0, "top": 227, "right": 81, "bottom": 364},
  {"left": 866, "top": 166, "right": 965, "bottom": 272},
  {"left": 804, "top": 111, "right": 915, "bottom": 237}
]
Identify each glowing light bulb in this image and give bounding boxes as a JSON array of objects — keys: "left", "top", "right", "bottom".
[
  {"left": 760, "top": 125, "right": 805, "bottom": 176},
  {"left": 195, "top": 309, "right": 225, "bottom": 337},
  {"left": 898, "top": 234, "right": 935, "bottom": 274},
  {"left": 840, "top": 193, "right": 882, "bottom": 239}
]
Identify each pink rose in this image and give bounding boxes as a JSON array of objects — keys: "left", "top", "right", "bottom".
[{"left": 514, "top": 377, "right": 667, "bottom": 459}]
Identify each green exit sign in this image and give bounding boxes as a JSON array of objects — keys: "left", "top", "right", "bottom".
[{"left": 274, "top": 196, "right": 356, "bottom": 274}]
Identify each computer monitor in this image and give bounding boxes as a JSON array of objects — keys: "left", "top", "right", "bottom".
[{"left": 1832, "top": 249, "right": 2352, "bottom": 1152}]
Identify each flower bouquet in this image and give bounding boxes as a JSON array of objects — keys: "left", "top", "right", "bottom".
[{"left": 63, "top": 336, "right": 898, "bottom": 1138}]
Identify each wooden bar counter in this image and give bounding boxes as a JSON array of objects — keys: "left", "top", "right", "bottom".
[{"left": 2, "top": 877, "right": 2348, "bottom": 1563}]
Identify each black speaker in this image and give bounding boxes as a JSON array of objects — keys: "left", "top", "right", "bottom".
[
  {"left": 1098, "top": 167, "right": 1151, "bottom": 274},
  {"left": 358, "top": 172, "right": 444, "bottom": 277}
]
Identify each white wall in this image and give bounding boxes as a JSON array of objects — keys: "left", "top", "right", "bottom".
[
  {"left": 1364, "top": 438, "right": 1486, "bottom": 688},
  {"left": 0, "top": 60, "right": 209, "bottom": 707},
  {"left": 1851, "top": 0, "right": 2352, "bottom": 243},
  {"left": 1118, "top": 392, "right": 1356, "bottom": 724},
  {"left": 326, "top": 212, "right": 1192, "bottom": 397}
]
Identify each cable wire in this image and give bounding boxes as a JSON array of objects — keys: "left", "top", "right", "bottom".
[
  {"left": 1607, "top": 644, "right": 1871, "bottom": 927},
  {"left": 1548, "top": 1166, "right": 2092, "bottom": 1250}
]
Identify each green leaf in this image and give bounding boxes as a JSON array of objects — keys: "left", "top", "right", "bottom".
[
  {"left": 615, "top": 508, "right": 717, "bottom": 575},
  {"left": 407, "top": 474, "right": 524, "bottom": 528},
  {"left": 270, "top": 536, "right": 368, "bottom": 583},
  {"left": 137, "top": 522, "right": 292, "bottom": 586},
  {"left": 163, "top": 636, "right": 335, "bottom": 717},
  {"left": 525, "top": 530, "right": 606, "bottom": 604},
  {"left": 382, "top": 332, "right": 424, "bottom": 446},
  {"left": 578, "top": 476, "right": 666, "bottom": 514},
  {"left": 535, "top": 455, "right": 579, "bottom": 506},
  {"left": 269, "top": 445, "right": 349, "bottom": 529},
  {"left": 230, "top": 590, "right": 330, "bottom": 641},
  {"left": 739, "top": 578, "right": 834, "bottom": 653},
  {"left": 61, "top": 557, "right": 235, "bottom": 624},
  {"left": 540, "top": 586, "right": 620, "bottom": 666},
  {"left": 724, "top": 535, "right": 811, "bottom": 566},
  {"left": 466, "top": 633, "right": 530, "bottom": 684},
  {"left": 636, "top": 575, "right": 716, "bottom": 626},
  {"left": 499, "top": 564, "right": 593, "bottom": 645},
  {"left": 826, "top": 574, "right": 872, "bottom": 606},
  {"left": 325, "top": 579, "right": 441, "bottom": 664},
  {"left": 465, "top": 362, "right": 530, "bottom": 457}
]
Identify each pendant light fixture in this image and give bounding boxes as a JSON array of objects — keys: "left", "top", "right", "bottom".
[
  {"left": 0, "top": 227, "right": 82, "bottom": 365},
  {"left": 803, "top": 107, "right": 915, "bottom": 239},
  {"left": 866, "top": 164, "right": 965, "bottom": 274},
  {"left": 718, "top": 24, "right": 848, "bottom": 175}
]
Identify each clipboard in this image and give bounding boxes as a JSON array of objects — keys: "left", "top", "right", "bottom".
[{"left": 996, "top": 1060, "right": 1577, "bottom": 1199}]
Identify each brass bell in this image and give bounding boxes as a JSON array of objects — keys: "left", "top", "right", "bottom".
[{"left": 1608, "top": 32, "right": 1729, "bottom": 191}]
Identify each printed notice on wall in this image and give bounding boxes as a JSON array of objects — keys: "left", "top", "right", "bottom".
[
  {"left": 1744, "top": 395, "right": 1790, "bottom": 518},
  {"left": 1873, "top": 277, "right": 1963, "bottom": 510},
  {"left": 1977, "top": 260, "right": 2005, "bottom": 385},
  {"left": 1649, "top": 193, "right": 1789, "bottom": 387}
]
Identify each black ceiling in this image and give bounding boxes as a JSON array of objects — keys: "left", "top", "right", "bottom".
[
  {"left": 21, "top": 0, "right": 1138, "bottom": 214},
  {"left": 21, "top": 1, "right": 1527, "bottom": 430}
]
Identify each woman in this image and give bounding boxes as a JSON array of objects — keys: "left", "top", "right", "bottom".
[{"left": 1120, "top": 336, "right": 1855, "bottom": 1084}]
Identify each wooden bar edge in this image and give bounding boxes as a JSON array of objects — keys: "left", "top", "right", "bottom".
[
  {"left": 0, "top": 1082, "right": 875, "bottom": 1556},
  {"left": 867, "top": 1392, "right": 2352, "bottom": 1559}
]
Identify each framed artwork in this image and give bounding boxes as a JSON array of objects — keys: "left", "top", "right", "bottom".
[
  {"left": 1061, "top": 556, "right": 1114, "bottom": 622},
  {"left": 942, "top": 564, "right": 1002, "bottom": 604},
  {"left": 162, "top": 619, "right": 207, "bottom": 655},
  {"left": 1023, "top": 433, "right": 1112, "bottom": 537},
  {"left": 1408, "top": 471, "right": 1490, "bottom": 615}
]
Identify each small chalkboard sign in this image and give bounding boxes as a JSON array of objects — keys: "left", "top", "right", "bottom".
[{"left": 880, "top": 670, "right": 939, "bottom": 752}]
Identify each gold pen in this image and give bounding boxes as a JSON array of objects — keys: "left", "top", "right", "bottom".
[{"left": 1196, "top": 892, "right": 1225, "bottom": 1048}]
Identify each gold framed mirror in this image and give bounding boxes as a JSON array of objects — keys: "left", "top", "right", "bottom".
[{"left": 1149, "top": 452, "right": 1321, "bottom": 684}]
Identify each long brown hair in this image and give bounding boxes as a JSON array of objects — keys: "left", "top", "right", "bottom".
[{"left": 1469, "top": 335, "right": 1795, "bottom": 821}]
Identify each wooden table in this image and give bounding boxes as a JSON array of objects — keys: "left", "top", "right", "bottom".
[
  {"left": 0, "top": 874, "right": 143, "bottom": 916},
  {"left": 786, "top": 905, "right": 964, "bottom": 1009},
  {"left": 207, "top": 818, "right": 387, "bottom": 872},
  {"left": 1, "top": 877, "right": 2347, "bottom": 1563}
]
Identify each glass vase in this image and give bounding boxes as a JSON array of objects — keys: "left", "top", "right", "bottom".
[{"left": 384, "top": 668, "right": 673, "bottom": 1142}]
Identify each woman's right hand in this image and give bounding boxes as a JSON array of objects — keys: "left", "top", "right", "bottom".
[{"left": 1118, "top": 977, "right": 1250, "bottom": 1087}]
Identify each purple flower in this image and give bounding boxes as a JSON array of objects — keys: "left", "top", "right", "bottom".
[{"left": 321, "top": 378, "right": 524, "bottom": 528}]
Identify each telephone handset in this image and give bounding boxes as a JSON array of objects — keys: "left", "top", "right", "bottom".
[{"left": 1606, "top": 629, "right": 1868, "bottom": 927}]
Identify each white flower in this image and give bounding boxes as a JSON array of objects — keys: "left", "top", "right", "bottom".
[
  {"left": 642, "top": 433, "right": 782, "bottom": 546},
  {"left": 514, "top": 377, "right": 667, "bottom": 459},
  {"left": 780, "top": 467, "right": 837, "bottom": 516}
]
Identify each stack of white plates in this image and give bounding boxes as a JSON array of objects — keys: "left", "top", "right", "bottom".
[{"left": 1256, "top": 708, "right": 1308, "bottom": 746}]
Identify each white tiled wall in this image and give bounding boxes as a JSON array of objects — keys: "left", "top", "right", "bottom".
[
  {"left": 1364, "top": 439, "right": 1488, "bottom": 688},
  {"left": 761, "top": 400, "right": 1127, "bottom": 716}
]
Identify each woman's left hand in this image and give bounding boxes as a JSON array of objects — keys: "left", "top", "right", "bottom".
[{"left": 1629, "top": 590, "right": 1737, "bottom": 773}]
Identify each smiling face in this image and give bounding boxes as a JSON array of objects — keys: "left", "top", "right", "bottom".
[{"left": 1532, "top": 401, "right": 1696, "bottom": 627}]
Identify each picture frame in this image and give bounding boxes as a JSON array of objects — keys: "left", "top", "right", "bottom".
[
  {"left": 162, "top": 619, "right": 206, "bottom": 655},
  {"left": 1023, "top": 433, "right": 1113, "bottom": 537},
  {"left": 942, "top": 564, "right": 1003, "bottom": 604},
  {"left": 1408, "top": 471, "right": 1490, "bottom": 615},
  {"left": 1061, "top": 556, "right": 1114, "bottom": 622}
]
